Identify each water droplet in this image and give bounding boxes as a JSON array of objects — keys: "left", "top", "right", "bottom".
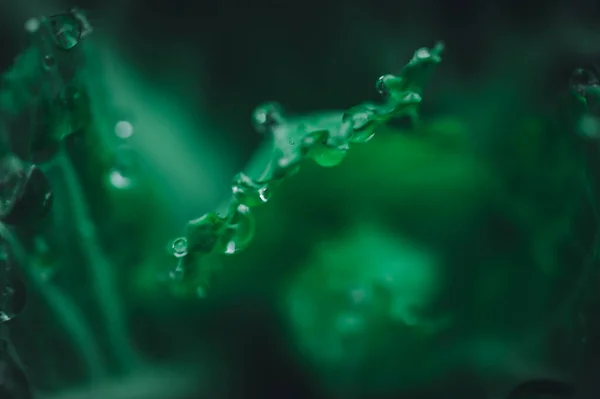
[
  {"left": 376, "top": 75, "right": 390, "bottom": 96},
  {"left": 219, "top": 204, "right": 255, "bottom": 255},
  {"left": 0, "top": 155, "right": 53, "bottom": 226},
  {"left": 231, "top": 173, "right": 271, "bottom": 206},
  {"left": 0, "top": 281, "right": 26, "bottom": 323},
  {"left": 309, "top": 146, "right": 347, "bottom": 168},
  {"left": 344, "top": 106, "right": 377, "bottom": 144},
  {"left": 171, "top": 237, "right": 188, "bottom": 258},
  {"left": 42, "top": 55, "right": 55, "bottom": 70},
  {"left": 46, "top": 13, "right": 82, "bottom": 50},
  {"left": 301, "top": 130, "right": 328, "bottom": 151},
  {"left": 186, "top": 212, "right": 225, "bottom": 253},
  {"left": 114, "top": 120, "right": 134, "bottom": 139},
  {"left": 252, "top": 102, "right": 285, "bottom": 134}
]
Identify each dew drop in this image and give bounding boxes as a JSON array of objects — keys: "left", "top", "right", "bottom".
[
  {"left": 42, "top": 55, "right": 56, "bottom": 70},
  {"left": 344, "top": 106, "right": 377, "bottom": 144},
  {"left": 376, "top": 75, "right": 390, "bottom": 96},
  {"left": 252, "top": 102, "right": 285, "bottom": 134},
  {"left": 231, "top": 173, "right": 271, "bottom": 206},
  {"left": 219, "top": 204, "right": 255, "bottom": 255},
  {"left": 309, "top": 146, "right": 347, "bottom": 168},
  {"left": 171, "top": 237, "right": 189, "bottom": 258},
  {"left": 0, "top": 246, "right": 26, "bottom": 324},
  {"left": 46, "top": 14, "right": 82, "bottom": 50},
  {"left": 0, "top": 281, "right": 26, "bottom": 323},
  {"left": 0, "top": 155, "right": 53, "bottom": 226}
]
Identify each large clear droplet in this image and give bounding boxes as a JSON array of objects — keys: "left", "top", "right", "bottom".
[
  {"left": 308, "top": 146, "right": 347, "bottom": 168},
  {"left": 231, "top": 173, "right": 271, "bottom": 206},
  {"left": 219, "top": 204, "right": 255, "bottom": 255},
  {"left": 46, "top": 14, "right": 82, "bottom": 50},
  {"left": 171, "top": 237, "right": 189, "bottom": 258},
  {"left": 344, "top": 106, "right": 377, "bottom": 144},
  {"left": 0, "top": 281, "right": 26, "bottom": 323}
]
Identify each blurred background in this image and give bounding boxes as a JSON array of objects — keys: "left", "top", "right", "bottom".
[{"left": 2, "top": 0, "right": 600, "bottom": 398}]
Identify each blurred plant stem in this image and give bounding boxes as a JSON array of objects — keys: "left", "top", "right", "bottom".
[
  {"left": 54, "top": 150, "right": 142, "bottom": 373},
  {"left": 0, "top": 223, "right": 106, "bottom": 380}
]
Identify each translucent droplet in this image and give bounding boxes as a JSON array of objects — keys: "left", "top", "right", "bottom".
[
  {"left": 0, "top": 155, "right": 53, "bottom": 226},
  {"left": 376, "top": 75, "right": 391, "bottom": 96},
  {"left": 252, "top": 102, "right": 285, "bottom": 134},
  {"left": 219, "top": 204, "right": 255, "bottom": 255},
  {"left": 309, "top": 146, "right": 347, "bottom": 168},
  {"left": 301, "top": 130, "right": 328, "bottom": 152},
  {"left": 114, "top": 120, "right": 134, "bottom": 139},
  {"left": 344, "top": 106, "right": 377, "bottom": 144},
  {"left": 46, "top": 14, "right": 82, "bottom": 50},
  {"left": 186, "top": 212, "right": 225, "bottom": 253},
  {"left": 171, "top": 237, "right": 189, "bottom": 258},
  {"left": 231, "top": 173, "right": 271, "bottom": 206},
  {"left": 0, "top": 281, "right": 26, "bottom": 323},
  {"left": 42, "top": 55, "right": 56, "bottom": 70}
]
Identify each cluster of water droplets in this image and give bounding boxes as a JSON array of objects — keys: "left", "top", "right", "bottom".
[
  {"left": 0, "top": 241, "right": 26, "bottom": 324},
  {"left": 166, "top": 42, "right": 444, "bottom": 296},
  {"left": 0, "top": 153, "right": 53, "bottom": 226}
]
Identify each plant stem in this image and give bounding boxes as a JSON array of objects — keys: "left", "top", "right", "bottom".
[
  {"left": 0, "top": 223, "right": 106, "bottom": 380},
  {"left": 54, "top": 152, "right": 141, "bottom": 373}
]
